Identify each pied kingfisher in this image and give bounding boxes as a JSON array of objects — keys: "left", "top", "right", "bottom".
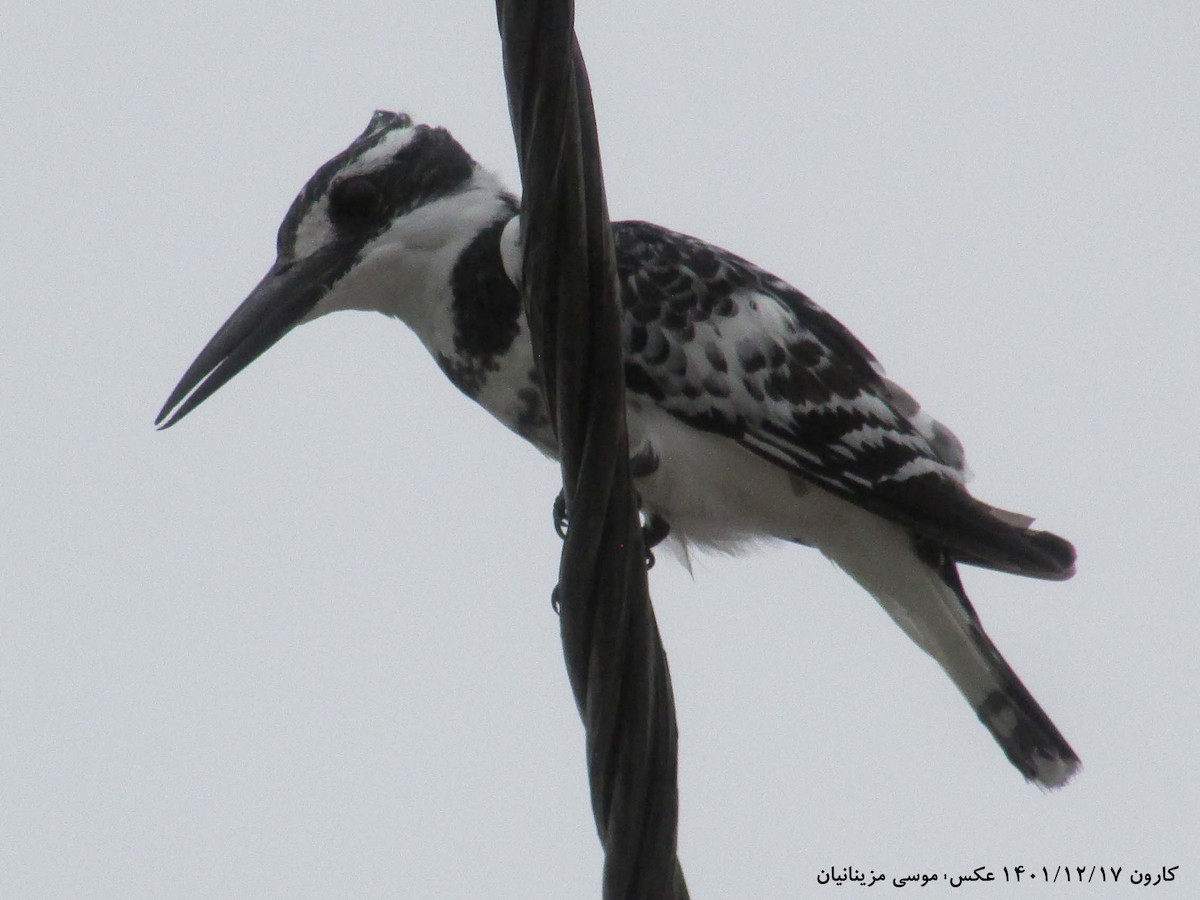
[{"left": 158, "top": 111, "right": 1079, "bottom": 788}]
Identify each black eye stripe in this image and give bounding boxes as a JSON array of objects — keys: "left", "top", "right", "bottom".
[
  {"left": 276, "top": 119, "right": 479, "bottom": 254},
  {"left": 275, "top": 115, "right": 407, "bottom": 254},
  {"left": 328, "top": 176, "right": 382, "bottom": 219},
  {"left": 325, "top": 130, "right": 475, "bottom": 235}
]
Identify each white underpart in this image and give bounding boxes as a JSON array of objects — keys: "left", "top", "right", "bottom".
[
  {"left": 625, "top": 401, "right": 940, "bottom": 560},
  {"left": 627, "top": 400, "right": 824, "bottom": 550}
]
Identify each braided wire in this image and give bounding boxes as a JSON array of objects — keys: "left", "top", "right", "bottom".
[{"left": 495, "top": 4, "right": 689, "bottom": 896}]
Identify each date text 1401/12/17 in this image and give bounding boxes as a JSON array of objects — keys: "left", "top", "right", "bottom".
[
  {"left": 815, "top": 864, "right": 1179, "bottom": 887},
  {"left": 1010, "top": 865, "right": 1178, "bottom": 885}
]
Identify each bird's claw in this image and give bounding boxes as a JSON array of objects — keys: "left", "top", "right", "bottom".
[
  {"left": 641, "top": 513, "right": 670, "bottom": 569},
  {"left": 552, "top": 491, "right": 569, "bottom": 539},
  {"left": 550, "top": 492, "right": 670, "bottom": 570}
]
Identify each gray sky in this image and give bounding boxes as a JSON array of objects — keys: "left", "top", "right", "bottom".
[{"left": 4, "top": 2, "right": 1197, "bottom": 896}]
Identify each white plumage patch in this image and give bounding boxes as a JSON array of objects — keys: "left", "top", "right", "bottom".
[{"left": 290, "top": 194, "right": 335, "bottom": 261}]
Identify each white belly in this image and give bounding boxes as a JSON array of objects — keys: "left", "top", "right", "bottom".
[{"left": 626, "top": 398, "right": 860, "bottom": 554}]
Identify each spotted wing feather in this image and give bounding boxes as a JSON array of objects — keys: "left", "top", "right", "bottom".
[{"left": 614, "top": 221, "right": 1074, "bottom": 580}]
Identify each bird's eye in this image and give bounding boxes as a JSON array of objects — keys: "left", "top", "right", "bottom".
[{"left": 328, "top": 176, "right": 381, "bottom": 221}]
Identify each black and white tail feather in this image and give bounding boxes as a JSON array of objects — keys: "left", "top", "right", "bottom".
[{"left": 158, "top": 111, "right": 1080, "bottom": 788}]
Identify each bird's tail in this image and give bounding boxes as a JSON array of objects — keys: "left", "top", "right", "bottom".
[
  {"left": 935, "top": 559, "right": 1080, "bottom": 788},
  {"left": 822, "top": 514, "right": 1080, "bottom": 788}
]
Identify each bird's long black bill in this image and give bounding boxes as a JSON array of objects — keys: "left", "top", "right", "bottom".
[{"left": 156, "top": 253, "right": 337, "bottom": 429}]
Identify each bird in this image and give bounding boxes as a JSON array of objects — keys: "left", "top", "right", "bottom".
[{"left": 158, "top": 110, "right": 1079, "bottom": 788}]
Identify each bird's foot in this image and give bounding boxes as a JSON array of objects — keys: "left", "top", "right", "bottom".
[
  {"left": 641, "top": 513, "right": 671, "bottom": 569},
  {"left": 549, "top": 491, "right": 669, "bottom": 569},
  {"left": 552, "top": 490, "right": 569, "bottom": 539}
]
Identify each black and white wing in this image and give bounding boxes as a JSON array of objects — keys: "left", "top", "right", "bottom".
[{"left": 614, "top": 221, "right": 1074, "bottom": 580}]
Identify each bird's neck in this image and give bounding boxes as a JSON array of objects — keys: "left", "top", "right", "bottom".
[
  {"left": 312, "top": 168, "right": 519, "bottom": 363},
  {"left": 388, "top": 174, "right": 520, "bottom": 357}
]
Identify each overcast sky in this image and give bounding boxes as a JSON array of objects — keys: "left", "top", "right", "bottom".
[{"left": 3, "top": 2, "right": 1198, "bottom": 897}]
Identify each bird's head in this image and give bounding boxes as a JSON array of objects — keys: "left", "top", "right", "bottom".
[{"left": 157, "top": 110, "right": 511, "bottom": 428}]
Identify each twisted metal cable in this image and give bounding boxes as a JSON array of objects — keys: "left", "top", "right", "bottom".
[{"left": 495, "top": 3, "right": 689, "bottom": 897}]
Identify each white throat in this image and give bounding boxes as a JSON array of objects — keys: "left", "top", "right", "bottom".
[{"left": 306, "top": 168, "right": 515, "bottom": 359}]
